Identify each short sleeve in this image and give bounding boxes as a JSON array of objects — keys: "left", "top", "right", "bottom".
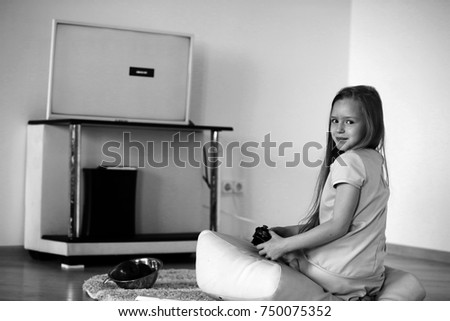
[{"left": 330, "top": 151, "right": 366, "bottom": 189}]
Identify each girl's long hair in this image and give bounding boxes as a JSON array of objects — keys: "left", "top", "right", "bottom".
[{"left": 298, "top": 85, "right": 388, "bottom": 233}]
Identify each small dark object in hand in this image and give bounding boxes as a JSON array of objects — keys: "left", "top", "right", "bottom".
[{"left": 251, "top": 225, "right": 272, "bottom": 245}]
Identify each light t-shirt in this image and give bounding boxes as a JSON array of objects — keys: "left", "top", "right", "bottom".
[{"left": 299, "top": 149, "right": 389, "bottom": 299}]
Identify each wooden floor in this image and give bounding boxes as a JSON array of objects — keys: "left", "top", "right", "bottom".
[
  {"left": 0, "top": 247, "right": 196, "bottom": 301},
  {"left": 0, "top": 246, "right": 449, "bottom": 301}
]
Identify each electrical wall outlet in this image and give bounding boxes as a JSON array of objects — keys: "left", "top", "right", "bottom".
[
  {"left": 222, "top": 180, "right": 233, "bottom": 193},
  {"left": 222, "top": 180, "right": 243, "bottom": 194},
  {"left": 232, "top": 180, "right": 243, "bottom": 193}
]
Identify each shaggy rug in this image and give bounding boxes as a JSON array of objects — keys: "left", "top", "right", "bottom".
[{"left": 83, "top": 269, "right": 214, "bottom": 301}]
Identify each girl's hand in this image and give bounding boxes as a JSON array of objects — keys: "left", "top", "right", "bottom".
[{"left": 256, "top": 231, "right": 288, "bottom": 261}]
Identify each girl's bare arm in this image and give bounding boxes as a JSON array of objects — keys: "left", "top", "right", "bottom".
[
  {"left": 269, "top": 225, "right": 301, "bottom": 237},
  {"left": 258, "top": 183, "right": 360, "bottom": 260}
]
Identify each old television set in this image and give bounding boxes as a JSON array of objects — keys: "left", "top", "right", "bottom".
[{"left": 46, "top": 20, "right": 193, "bottom": 124}]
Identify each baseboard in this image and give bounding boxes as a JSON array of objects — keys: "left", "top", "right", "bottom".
[{"left": 387, "top": 243, "right": 450, "bottom": 264}]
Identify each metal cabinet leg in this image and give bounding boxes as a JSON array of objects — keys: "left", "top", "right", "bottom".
[
  {"left": 209, "top": 130, "right": 219, "bottom": 231},
  {"left": 69, "top": 124, "right": 82, "bottom": 239}
]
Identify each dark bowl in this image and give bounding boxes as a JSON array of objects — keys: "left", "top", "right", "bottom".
[{"left": 104, "top": 257, "right": 163, "bottom": 289}]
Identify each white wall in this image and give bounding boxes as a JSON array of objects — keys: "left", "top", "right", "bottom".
[
  {"left": 4, "top": 0, "right": 450, "bottom": 253},
  {"left": 0, "top": 0, "right": 351, "bottom": 245},
  {"left": 3, "top": 0, "right": 449, "bottom": 253},
  {"left": 349, "top": 0, "right": 450, "bottom": 252}
]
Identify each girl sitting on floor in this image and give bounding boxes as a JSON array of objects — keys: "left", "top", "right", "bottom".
[{"left": 257, "top": 85, "right": 389, "bottom": 300}]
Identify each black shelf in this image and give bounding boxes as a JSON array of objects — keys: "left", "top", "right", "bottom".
[
  {"left": 42, "top": 232, "right": 200, "bottom": 243},
  {"left": 28, "top": 118, "right": 233, "bottom": 132}
]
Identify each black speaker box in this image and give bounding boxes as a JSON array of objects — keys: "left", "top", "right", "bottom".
[{"left": 81, "top": 167, "right": 137, "bottom": 239}]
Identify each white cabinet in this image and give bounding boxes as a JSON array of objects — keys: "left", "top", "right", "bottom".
[{"left": 24, "top": 119, "right": 232, "bottom": 264}]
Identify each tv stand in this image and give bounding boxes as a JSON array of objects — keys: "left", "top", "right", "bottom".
[{"left": 24, "top": 119, "right": 233, "bottom": 262}]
